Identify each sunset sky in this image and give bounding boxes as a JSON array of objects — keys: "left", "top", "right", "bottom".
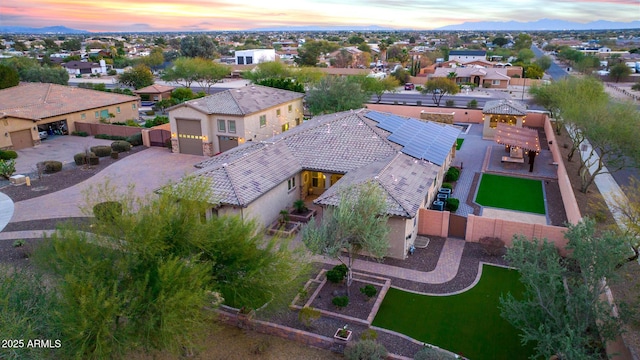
[{"left": 1, "top": 0, "right": 638, "bottom": 32}]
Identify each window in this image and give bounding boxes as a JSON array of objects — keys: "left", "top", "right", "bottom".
[
  {"left": 116, "top": 106, "right": 121, "bottom": 113},
  {"left": 259, "top": 115, "right": 266, "bottom": 128},
  {"left": 81, "top": 113, "right": 86, "bottom": 120},
  {"left": 237, "top": 57, "right": 244, "bottom": 65},
  {"left": 295, "top": 118, "right": 301, "bottom": 126},
  {"left": 287, "top": 177, "right": 296, "bottom": 191},
  {"left": 492, "top": 80, "right": 500, "bottom": 85},
  {"left": 288, "top": 104, "right": 292, "bottom": 113},
  {"left": 132, "top": 103, "right": 137, "bottom": 110},
  {"left": 100, "top": 109, "right": 109, "bottom": 119},
  {"left": 95, "top": 111, "right": 99, "bottom": 119},
  {"left": 228, "top": 120, "right": 236, "bottom": 133},
  {"left": 218, "top": 119, "right": 226, "bottom": 132},
  {"left": 276, "top": 109, "right": 281, "bottom": 116},
  {"left": 246, "top": 56, "right": 253, "bottom": 65},
  {"left": 281, "top": 122, "right": 289, "bottom": 132}
]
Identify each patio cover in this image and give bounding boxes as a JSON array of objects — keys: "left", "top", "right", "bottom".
[{"left": 494, "top": 123, "right": 541, "bottom": 153}]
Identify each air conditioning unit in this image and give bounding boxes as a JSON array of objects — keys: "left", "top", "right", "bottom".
[{"left": 432, "top": 200, "right": 444, "bottom": 211}]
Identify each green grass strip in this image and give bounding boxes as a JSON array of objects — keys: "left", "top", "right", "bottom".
[
  {"left": 475, "top": 173, "right": 546, "bottom": 214},
  {"left": 372, "top": 265, "right": 533, "bottom": 360},
  {"left": 456, "top": 138, "right": 464, "bottom": 150}
]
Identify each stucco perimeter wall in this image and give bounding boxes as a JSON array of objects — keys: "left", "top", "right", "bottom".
[
  {"left": 417, "top": 209, "right": 449, "bottom": 238},
  {"left": 544, "top": 117, "right": 582, "bottom": 225},
  {"left": 367, "top": 104, "right": 484, "bottom": 124}
]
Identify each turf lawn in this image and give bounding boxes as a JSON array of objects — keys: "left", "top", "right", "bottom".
[
  {"left": 456, "top": 138, "right": 464, "bottom": 150},
  {"left": 474, "top": 173, "right": 546, "bottom": 214},
  {"left": 372, "top": 265, "right": 534, "bottom": 360}
]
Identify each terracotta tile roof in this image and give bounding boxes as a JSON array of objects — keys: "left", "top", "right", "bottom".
[
  {"left": 482, "top": 99, "right": 527, "bottom": 116},
  {"left": 0, "top": 83, "right": 139, "bottom": 121},
  {"left": 171, "top": 85, "right": 303, "bottom": 116},
  {"left": 134, "top": 84, "right": 175, "bottom": 94}
]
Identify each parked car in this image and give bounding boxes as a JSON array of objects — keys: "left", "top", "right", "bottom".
[
  {"left": 39, "top": 130, "right": 48, "bottom": 140},
  {"left": 404, "top": 83, "right": 415, "bottom": 90}
]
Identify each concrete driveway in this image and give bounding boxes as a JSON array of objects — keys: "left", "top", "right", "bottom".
[{"left": 10, "top": 147, "right": 206, "bottom": 222}]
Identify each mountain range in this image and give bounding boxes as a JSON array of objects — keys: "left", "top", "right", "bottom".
[
  {"left": 0, "top": 26, "right": 89, "bottom": 34},
  {"left": 435, "top": 19, "right": 640, "bottom": 31}
]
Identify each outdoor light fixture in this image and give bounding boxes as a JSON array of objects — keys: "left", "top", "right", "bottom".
[{"left": 4, "top": 132, "right": 8, "bottom": 137}]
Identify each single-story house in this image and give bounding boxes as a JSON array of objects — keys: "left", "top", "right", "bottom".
[
  {"left": 186, "top": 109, "right": 460, "bottom": 260},
  {"left": 0, "top": 83, "right": 140, "bottom": 150},
  {"left": 167, "top": 85, "right": 305, "bottom": 156},
  {"left": 63, "top": 60, "right": 107, "bottom": 76},
  {"left": 481, "top": 99, "right": 528, "bottom": 138},
  {"left": 430, "top": 67, "right": 511, "bottom": 88},
  {"left": 133, "top": 84, "right": 175, "bottom": 102}
]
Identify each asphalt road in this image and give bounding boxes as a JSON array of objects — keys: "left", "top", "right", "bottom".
[{"left": 532, "top": 45, "right": 569, "bottom": 80}]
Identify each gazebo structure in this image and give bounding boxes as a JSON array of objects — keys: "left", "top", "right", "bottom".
[
  {"left": 494, "top": 122, "right": 541, "bottom": 172},
  {"left": 481, "top": 99, "right": 527, "bottom": 139},
  {"left": 133, "top": 84, "right": 175, "bottom": 102}
]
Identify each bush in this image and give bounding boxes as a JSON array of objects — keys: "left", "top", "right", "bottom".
[
  {"left": 441, "top": 182, "right": 453, "bottom": 190},
  {"left": 143, "top": 116, "right": 169, "bottom": 128},
  {"left": 479, "top": 237, "right": 506, "bottom": 256},
  {"left": 95, "top": 134, "right": 127, "bottom": 141},
  {"left": 40, "top": 160, "right": 62, "bottom": 174},
  {"left": 360, "top": 329, "right": 378, "bottom": 341},
  {"left": 88, "top": 155, "right": 99, "bottom": 165},
  {"left": 93, "top": 201, "right": 123, "bottom": 222},
  {"left": 0, "top": 159, "right": 16, "bottom": 180},
  {"left": 90, "top": 145, "right": 112, "bottom": 157},
  {"left": 126, "top": 133, "right": 143, "bottom": 146},
  {"left": 0, "top": 150, "right": 18, "bottom": 160},
  {"left": 445, "top": 99, "right": 455, "bottom": 107},
  {"left": 632, "top": 83, "right": 640, "bottom": 91},
  {"left": 111, "top": 141, "right": 132, "bottom": 153},
  {"left": 71, "top": 131, "right": 89, "bottom": 137},
  {"left": 444, "top": 167, "right": 460, "bottom": 182},
  {"left": 332, "top": 296, "right": 349, "bottom": 308},
  {"left": 345, "top": 340, "right": 387, "bottom": 360},
  {"left": 414, "top": 345, "right": 458, "bottom": 360},
  {"left": 360, "top": 284, "right": 377, "bottom": 298},
  {"left": 326, "top": 269, "right": 346, "bottom": 284},
  {"left": 445, "top": 197, "right": 459, "bottom": 212},
  {"left": 298, "top": 306, "right": 321, "bottom": 328},
  {"left": 467, "top": 99, "right": 478, "bottom": 109},
  {"left": 74, "top": 152, "right": 95, "bottom": 166}
]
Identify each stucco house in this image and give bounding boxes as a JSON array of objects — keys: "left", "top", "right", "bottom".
[
  {"left": 167, "top": 85, "right": 304, "bottom": 156},
  {"left": 481, "top": 99, "right": 528, "bottom": 138},
  {"left": 448, "top": 50, "right": 487, "bottom": 63},
  {"left": 185, "top": 109, "right": 460, "bottom": 260},
  {"left": 63, "top": 60, "right": 108, "bottom": 76},
  {"left": 133, "top": 84, "right": 175, "bottom": 102},
  {"left": 0, "top": 83, "right": 140, "bottom": 150},
  {"left": 235, "top": 49, "right": 276, "bottom": 65},
  {"left": 430, "top": 67, "right": 511, "bottom": 88}
]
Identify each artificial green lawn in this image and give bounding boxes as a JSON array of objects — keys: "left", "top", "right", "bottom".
[
  {"left": 456, "top": 138, "right": 464, "bottom": 150},
  {"left": 372, "top": 265, "right": 534, "bottom": 360},
  {"left": 475, "top": 173, "right": 546, "bottom": 214}
]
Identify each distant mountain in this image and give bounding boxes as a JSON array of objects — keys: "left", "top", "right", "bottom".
[
  {"left": 0, "top": 26, "right": 90, "bottom": 34},
  {"left": 436, "top": 19, "right": 640, "bottom": 31},
  {"left": 247, "top": 25, "right": 394, "bottom": 32}
]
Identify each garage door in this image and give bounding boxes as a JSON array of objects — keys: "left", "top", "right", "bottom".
[
  {"left": 176, "top": 119, "right": 203, "bottom": 156},
  {"left": 10, "top": 129, "right": 34, "bottom": 150},
  {"left": 218, "top": 136, "right": 239, "bottom": 153}
]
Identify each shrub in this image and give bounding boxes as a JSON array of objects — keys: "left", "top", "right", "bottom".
[
  {"left": 111, "top": 141, "right": 132, "bottom": 153},
  {"left": 143, "top": 116, "right": 170, "bottom": 128},
  {"left": 0, "top": 150, "right": 18, "bottom": 160},
  {"left": 415, "top": 85, "right": 423, "bottom": 92},
  {"left": 345, "top": 340, "right": 387, "bottom": 360},
  {"left": 146, "top": 110, "right": 156, "bottom": 116},
  {"left": 332, "top": 296, "right": 349, "bottom": 308},
  {"left": 632, "top": 83, "right": 640, "bottom": 91},
  {"left": 298, "top": 306, "right": 321, "bottom": 328},
  {"left": 90, "top": 145, "right": 112, "bottom": 157},
  {"left": 292, "top": 199, "right": 308, "bottom": 214},
  {"left": 71, "top": 131, "right": 89, "bottom": 137},
  {"left": 88, "top": 155, "right": 99, "bottom": 165},
  {"left": 73, "top": 152, "right": 95, "bottom": 166},
  {"left": 333, "top": 264, "right": 348, "bottom": 277},
  {"left": 441, "top": 182, "right": 453, "bottom": 190},
  {"left": 444, "top": 167, "right": 460, "bottom": 182},
  {"left": 445, "top": 197, "right": 459, "bottom": 212},
  {"left": 93, "top": 201, "right": 123, "bottom": 222},
  {"left": 360, "top": 284, "right": 377, "bottom": 298},
  {"left": 479, "top": 236, "right": 505, "bottom": 256},
  {"left": 467, "top": 99, "right": 478, "bottom": 109},
  {"left": 414, "top": 345, "right": 458, "bottom": 360},
  {"left": 360, "top": 329, "right": 378, "bottom": 341},
  {"left": 0, "top": 159, "right": 16, "bottom": 179},
  {"left": 40, "top": 160, "right": 62, "bottom": 174},
  {"left": 126, "top": 133, "right": 143, "bottom": 146},
  {"left": 326, "top": 268, "right": 346, "bottom": 284},
  {"left": 95, "top": 134, "right": 127, "bottom": 141},
  {"left": 13, "top": 239, "right": 25, "bottom": 247},
  {"left": 445, "top": 100, "right": 455, "bottom": 107}
]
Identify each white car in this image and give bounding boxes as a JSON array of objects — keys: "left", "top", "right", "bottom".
[{"left": 39, "top": 131, "right": 48, "bottom": 140}]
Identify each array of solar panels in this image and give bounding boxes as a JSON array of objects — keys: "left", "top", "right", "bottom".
[{"left": 365, "top": 111, "right": 461, "bottom": 166}]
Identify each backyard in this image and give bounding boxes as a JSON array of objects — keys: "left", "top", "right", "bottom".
[
  {"left": 372, "top": 264, "right": 534, "bottom": 360},
  {"left": 475, "top": 173, "right": 546, "bottom": 214}
]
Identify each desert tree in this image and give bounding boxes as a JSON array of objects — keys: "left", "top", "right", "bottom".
[
  {"left": 302, "top": 181, "right": 389, "bottom": 295},
  {"left": 609, "top": 63, "right": 632, "bottom": 83},
  {"left": 362, "top": 76, "right": 400, "bottom": 103},
  {"left": 606, "top": 177, "right": 640, "bottom": 264},
  {"left": 305, "top": 75, "right": 371, "bottom": 115},
  {"left": 500, "top": 218, "right": 631, "bottom": 360},
  {"left": 421, "top": 77, "right": 460, "bottom": 107},
  {"left": 118, "top": 63, "right": 154, "bottom": 89}
]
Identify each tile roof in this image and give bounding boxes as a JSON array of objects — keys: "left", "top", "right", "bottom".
[
  {"left": 0, "top": 83, "right": 139, "bottom": 121},
  {"left": 190, "top": 109, "right": 458, "bottom": 216},
  {"left": 482, "top": 99, "right": 527, "bottom": 116},
  {"left": 134, "top": 84, "right": 175, "bottom": 94},
  {"left": 173, "top": 84, "right": 304, "bottom": 116},
  {"left": 432, "top": 67, "right": 510, "bottom": 80}
]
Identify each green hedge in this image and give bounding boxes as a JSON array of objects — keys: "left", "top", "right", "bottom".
[
  {"left": 40, "top": 160, "right": 62, "bottom": 174},
  {"left": 0, "top": 150, "right": 18, "bottom": 160},
  {"left": 74, "top": 152, "right": 95, "bottom": 166},
  {"left": 71, "top": 131, "right": 89, "bottom": 137},
  {"left": 90, "top": 145, "right": 112, "bottom": 157},
  {"left": 95, "top": 134, "right": 127, "bottom": 141},
  {"left": 445, "top": 167, "right": 460, "bottom": 182},
  {"left": 111, "top": 141, "right": 132, "bottom": 153},
  {"left": 126, "top": 133, "right": 143, "bottom": 146},
  {"left": 446, "top": 197, "right": 460, "bottom": 212}
]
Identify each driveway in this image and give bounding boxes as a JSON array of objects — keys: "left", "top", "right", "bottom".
[{"left": 10, "top": 147, "right": 206, "bottom": 222}]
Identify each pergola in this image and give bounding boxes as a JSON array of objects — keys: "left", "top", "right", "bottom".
[{"left": 494, "top": 123, "right": 541, "bottom": 172}]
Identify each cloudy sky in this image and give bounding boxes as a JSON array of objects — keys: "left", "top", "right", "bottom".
[{"left": 1, "top": 0, "right": 637, "bottom": 32}]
